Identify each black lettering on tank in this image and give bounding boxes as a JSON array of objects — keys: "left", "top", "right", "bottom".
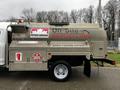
[{"left": 52, "top": 28, "right": 62, "bottom": 33}]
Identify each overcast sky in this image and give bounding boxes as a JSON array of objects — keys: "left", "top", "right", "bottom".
[{"left": 0, "top": 0, "right": 109, "bottom": 20}]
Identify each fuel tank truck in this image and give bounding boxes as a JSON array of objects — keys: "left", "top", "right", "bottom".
[{"left": 0, "top": 23, "right": 115, "bottom": 81}]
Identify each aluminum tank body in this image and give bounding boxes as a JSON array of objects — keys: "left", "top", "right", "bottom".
[
  {"left": 10, "top": 23, "right": 107, "bottom": 59},
  {"left": 29, "top": 23, "right": 107, "bottom": 42},
  {"left": 29, "top": 23, "right": 107, "bottom": 59}
]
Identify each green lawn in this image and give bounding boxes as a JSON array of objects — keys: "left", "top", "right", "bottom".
[{"left": 108, "top": 53, "right": 120, "bottom": 64}]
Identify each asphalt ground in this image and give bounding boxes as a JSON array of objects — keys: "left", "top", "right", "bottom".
[{"left": 0, "top": 67, "right": 120, "bottom": 90}]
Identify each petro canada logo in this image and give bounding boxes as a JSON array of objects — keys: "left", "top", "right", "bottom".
[
  {"left": 30, "top": 28, "right": 49, "bottom": 38},
  {"left": 16, "top": 52, "right": 22, "bottom": 61},
  {"left": 32, "top": 53, "right": 43, "bottom": 62}
]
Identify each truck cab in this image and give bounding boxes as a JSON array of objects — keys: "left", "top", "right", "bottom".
[{"left": 0, "top": 28, "right": 8, "bottom": 66}]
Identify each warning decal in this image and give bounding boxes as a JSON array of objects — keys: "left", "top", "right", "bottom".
[
  {"left": 32, "top": 53, "right": 43, "bottom": 62},
  {"left": 16, "top": 52, "right": 22, "bottom": 61}
]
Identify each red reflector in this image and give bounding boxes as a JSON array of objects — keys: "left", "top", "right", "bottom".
[{"left": 112, "top": 61, "right": 116, "bottom": 65}]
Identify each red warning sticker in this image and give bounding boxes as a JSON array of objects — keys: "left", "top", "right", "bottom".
[
  {"left": 16, "top": 52, "right": 22, "bottom": 61},
  {"left": 32, "top": 53, "right": 43, "bottom": 62}
]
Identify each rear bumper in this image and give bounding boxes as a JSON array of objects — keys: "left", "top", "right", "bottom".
[
  {"left": 91, "top": 59, "right": 116, "bottom": 65},
  {"left": 101, "top": 59, "right": 116, "bottom": 65}
]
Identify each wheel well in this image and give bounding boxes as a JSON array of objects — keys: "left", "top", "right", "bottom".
[{"left": 48, "top": 55, "right": 87, "bottom": 67}]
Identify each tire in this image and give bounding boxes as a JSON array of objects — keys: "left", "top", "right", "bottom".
[{"left": 49, "top": 61, "right": 71, "bottom": 81}]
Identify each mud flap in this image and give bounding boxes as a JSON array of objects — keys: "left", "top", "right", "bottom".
[{"left": 84, "top": 60, "right": 91, "bottom": 77}]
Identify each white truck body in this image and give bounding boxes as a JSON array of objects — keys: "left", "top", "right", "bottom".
[{"left": 0, "top": 28, "right": 7, "bottom": 65}]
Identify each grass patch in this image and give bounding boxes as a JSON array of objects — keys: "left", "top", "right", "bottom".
[{"left": 107, "top": 53, "right": 120, "bottom": 64}]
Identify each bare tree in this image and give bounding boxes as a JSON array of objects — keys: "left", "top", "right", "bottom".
[
  {"left": 88, "top": 5, "right": 94, "bottom": 23},
  {"left": 47, "top": 11, "right": 59, "bottom": 22},
  {"left": 36, "top": 11, "right": 48, "bottom": 23},
  {"left": 118, "top": 8, "right": 120, "bottom": 38},
  {"left": 46, "top": 10, "right": 70, "bottom": 23},
  {"left": 70, "top": 10, "right": 79, "bottom": 23},
  {"left": 8, "top": 16, "right": 16, "bottom": 22},
  {"left": 102, "top": 10, "right": 111, "bottom": 40},
  {"left": 35, "top": 7, "right": 96, "bottom": 24},
  {"left": 97, "top": 0, "right": 102, "bottom": 27},
  {"left": 81, "top": 5, "right": 94, "bottom": 23},
  {"left": 59, "top": 11, "right": 69, "bottom": 22},
  {"left": 22, "top": 8, "right": 36, "bottom": 22},
  {"left": 103, "top": 0, "right": 118, "bottom": 40},
  {"left": 78, "top": 9, "right": 84, "bottom": 23}
]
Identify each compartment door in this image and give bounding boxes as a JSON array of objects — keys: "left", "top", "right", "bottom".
[{"left": 92, "top": 41, "right": 106, "bottom": 58}]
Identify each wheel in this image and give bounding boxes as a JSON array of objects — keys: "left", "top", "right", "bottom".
[{"left": 49, "top": 61, "right": 71, "bottom": 81}]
